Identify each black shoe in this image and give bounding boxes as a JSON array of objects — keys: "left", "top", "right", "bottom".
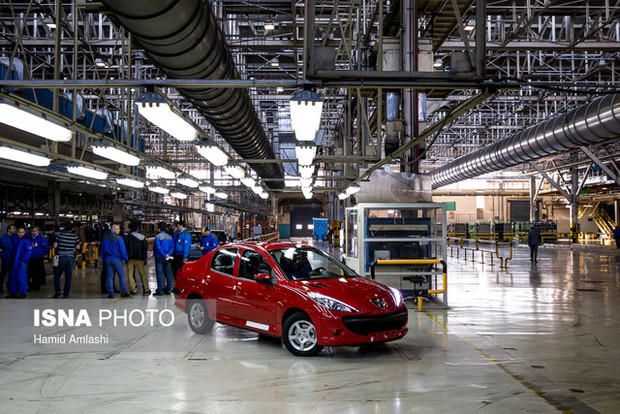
[
  {"left": 164, "top": 291, "right": 171, "bottom": 295},
  {"left": 130, "top": 290, "right": 138, "bottom": 295},
  {"left": 153, "top": 292, "right": 163, "bottom": 296},
  {"left": 121, "top": 292, "right": 131, "bottom": 298},
  {"left": 63, "top": 294, "right": 70, "bottom": 298},
  {"left": 143, "top": 290, "right": 152, "bottom": 295},
  {"left": 107, "top": 293, "right": 114, "bottom": 299},
  {"left": 6, "top": 293, "right": 17, "bottom": 299},
  {"left": 18, "top": 293, "right": 26, "bottom": 299},
  {"left": 114, "top": 289, "right": 120, "bottom": 294},
  {"left": 53, "top": 292, "right": 61, "bottom": 298}
]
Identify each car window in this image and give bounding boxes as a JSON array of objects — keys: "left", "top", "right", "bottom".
[
  {"left": 239, "top": 249, "right": 272, "bottom": 280},
  {"left": 270, "top": 247, "right": 357, "bottom": 281},
  {"left": 211, "top": 248, "right": 238, "bottom": 276}
]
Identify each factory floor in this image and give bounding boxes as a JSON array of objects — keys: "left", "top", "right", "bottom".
[{"left": 0, "top": 242, "right": 618, "bottom": 413}]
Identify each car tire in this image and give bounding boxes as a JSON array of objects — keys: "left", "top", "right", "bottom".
[
  {"left": 187, "top": 298, "right": 213, "bottom": 334},
  {"left": 282, "top": 312, "right": 323, "bottom": 356}
]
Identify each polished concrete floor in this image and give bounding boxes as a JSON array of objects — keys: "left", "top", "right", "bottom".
[{"left": 0, "top": 243, "right": 618, "bottom": 413}]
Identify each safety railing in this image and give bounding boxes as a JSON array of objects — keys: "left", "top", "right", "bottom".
[
  {"left": 370, "top": 259, "right": 447, "bottom": 311},
  {"left": 449, "top": 237, "right": 513, "bottom": 269}
]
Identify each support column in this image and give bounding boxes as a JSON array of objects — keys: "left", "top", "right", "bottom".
[
  {"left": 570, "top": 167, "right": 580, "bottom": 242},
  {"left": 529, "top": 176, "right": 536, "bottom": 221},
  {"left": 614, "top": 199, "right": 620, "bottom": 225}
]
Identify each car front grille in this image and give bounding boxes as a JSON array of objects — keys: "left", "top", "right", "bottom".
[{"left": 341, "top": 308, "right": 408, "bottom": 335}]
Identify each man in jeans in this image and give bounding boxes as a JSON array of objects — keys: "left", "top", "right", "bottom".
[
  {"left": 153, "top": 222, "right": 174, "bottom": 296},
  {"left": 101, "top": 223, "right": 130, "bottom": 299},
  {"left": 0, "top": 224, "right": 17, "bottom": 293},
  {"left": 124, "top": 222, "right": 150, "bottom": 295},
  {"left": 53, "top": 223, "right": 80, "bottom": 298},
  {"left": 28, "top": 226, "right": 49, "bottom": 291}
]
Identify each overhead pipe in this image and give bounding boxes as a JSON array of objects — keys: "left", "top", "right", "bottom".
[
  {"left": 431, "top": 94, "right": 620, "bottom": 188},
  {"left": 101, "top": 0, "right": 283, "bottom": 188}
]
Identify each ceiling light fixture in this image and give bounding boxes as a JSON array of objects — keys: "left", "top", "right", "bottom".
[
  {"left": 264, "top": 21, "right": 275, "bottom": 30},
  {"left": 206, "top": 203, "right": 215, "bottom": 213},
  {"left": 302, "top": 187, "right": 313, "bottom": 200},
  {"left": 92, "top": 140, "right": 140, "bottom": 166},
  {"left": 345, "top": 183, "right": 361, "bottom": 195},
  {"left": 259, "top": 192, "right": 269, "bottom": 199},
  {"left": 148, "top": 183, "right": 169, "bottom": 194},
  {"left": 198, "top": 184, "right": 216, "bottom": 194},
  {"left": 195, "top": 140, "right": 229, "bottom": 166},
  {"left": 170, "top": 191, "right": 188, "bottom": 200},
  {"left": 296, "top": 142, "right": 317, "bottom": 166},
  {"left": 136, "top": 92, "right": 197, "bottom": 142},
  {"left": 0, "top": 99, "right": 72, "bottom": 142},
  {"left": 0, "top": 145, "right": 52, "bottom": 167},
  {"left": 289, "top": 90, "right": 323, "bottom": 141},
  {"left": 338, "top": 192, "right": 349, "bottom": 200},
  {"left": 66, "top": 163, "right": 108, "bottom": 180},
  {"left": 270, "top": 57, "right": 280, "bottom": 67},
  {"left": 145, "top": 162, "right": 176, "bottom": 179},
  {"left": 433, "top": 58, "right": 443, "bottom": 68},
  {"left": 116, "top": 176, "right": 145, "bottom": 189},
  {"left": 224, "top": 161, "right": 245, "bottom": 179},
  {"left": 214, "top": 191, "right": 228, "bottom": 199},
  {"left": 176, "top": 174, "right": 199, "bottom": 188},
  {"left": 95, "top": 58, "right": 109, "bottom": 68},
  {"left": 298, "top": 165, "right": 315, "bottom": 179},
  {"left": 464, "top": 19, "right": 475, "bottom": 31},
  {"left": 241, "top": 176, "right": 256, "bottom": 188}
]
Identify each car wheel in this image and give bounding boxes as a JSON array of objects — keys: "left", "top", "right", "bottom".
[
  {"left": 187, "top": 298, "right": 213, "bottom": 334},
  {"left": 282, "top": 312, "right": 324, "bottom": 356}
]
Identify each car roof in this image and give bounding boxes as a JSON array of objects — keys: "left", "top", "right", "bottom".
[{"left": 224, "top": 241, "right": 311, "bottom": 251}]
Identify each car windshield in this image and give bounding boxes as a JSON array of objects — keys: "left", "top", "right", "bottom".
[{"left": 269, "top": 247, "right": 358, "bottom": 281}]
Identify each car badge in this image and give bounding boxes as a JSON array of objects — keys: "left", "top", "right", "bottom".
[{"left": 371, "top": 297, "right": 386, "bottom": 308}]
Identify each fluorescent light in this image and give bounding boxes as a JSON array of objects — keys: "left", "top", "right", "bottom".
[
  {"left": 264, "top": 21, "right": 275, "bottom": 30},
  {"left": 259, "top": 192, "right": 269, "bottom": 199},
  {"left": 116, "top": 176, "right": 145, "bottom": 189},
  {"left": 338, "top": 192, "right": 349, "bottom": 200},
  {"left": 464, "top": 20, "right": 475, "bottom": 31},
  {"left": 302, "top": 188, "right": 313, "bottom": 199},
  {"left": 289, "top": 90, "right": 323, "bottom": 141},
  {"left": 270, "top": 57, "right": 280, "bottom": 67},
  {"left": 0, "top": 145, "right": 51, "bottom": 167},
  {"left": 300, "top": 177, "right": 313, "bottom": 187},
  {"left": 251, "top": 185, "right": 263, "bottom": 195},
  {"left": 206, "top": 203, "right": 215, "bottom": 212},
  {"left": 136, "top": 92, "right": 197, "bottom": 142},
  {"left": 299, "top": 165, "right": 314, "bottom": 178},
  {"left": 198, "top": 184, "right": 216, "bottom": 194},
  {"left": 148, "top": 184, "right": 169, "bottom": 194},
  {"left": 0, "top": 101, "right": 72, "bottom": 142},
  {"left": 177, "top": 174, "right": 199, "bottom": 188},
  {"left": 214, "top": 191, "right": 228, "bottom": 199},
  {"left": 45, "top": 20, "right": 57, "bottom": 29},
  {"left": 66, "top": 163, "right": 108, "bottom": 180},
  {"left": 276, "top": 86, "right": 284, "bottom": 93},
  {"left": 170, "top": 191, "right": 188, "bottom": 199},
  {"left": 224, "top": 161, "right": 245, "bottom": 179},
  {"left": 195, "top": 140, "right": 229, "bottom": 166},
  {"left": 95, "top": 58, "right": 109, "bottom": 68},
  {"left": 241, "top": 176, "right": 256, "bottom": 188},
  {"left": 346, "top": 183, "right": 361, "bottom": 195},
  {"left": 296, "top": 142, "right": 317, "bottom": 166},
  {"left": 433, "top": 58, "right": 443, "bottom": 68},
  {"left": 146, "top": 163, "right": 175, "bottom": 179},
  {"left": 92, "top": 141, "right": 140, "bottom": 166}
]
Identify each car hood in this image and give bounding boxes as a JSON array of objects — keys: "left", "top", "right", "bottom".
[{"left": 296, "top": 277, "right": 402, "bottom": 313}]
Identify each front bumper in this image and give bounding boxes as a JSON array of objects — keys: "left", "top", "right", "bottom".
[{"left": 316, "top": 308, "right": 409, "bottom": 346}]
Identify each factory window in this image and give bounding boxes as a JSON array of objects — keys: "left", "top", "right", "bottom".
[{"left": 296, "top": 224, "right": 303, "bottom": 230}]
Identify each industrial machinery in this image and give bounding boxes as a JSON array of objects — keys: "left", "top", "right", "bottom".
[
  {"left": 312, "top": 218, "right": 329, "bottom": 241},
  {"left": 344, "top": 203, "right": 447, "bottom": 304}
]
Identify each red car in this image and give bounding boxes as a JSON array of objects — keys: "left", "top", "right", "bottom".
[{"left": 174, "top": 242, "right": 408, "bottom": 356}]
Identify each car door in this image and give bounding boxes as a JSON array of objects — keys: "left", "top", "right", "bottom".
[
  {"left": 207, "top": 247, "right": 238, "bottom": 322},
  {"left": 231, "top": 248, "right": 278, "bottom": 332}
]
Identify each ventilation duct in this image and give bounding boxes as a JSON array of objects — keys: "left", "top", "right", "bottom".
[
  {"left": 101, "top": 0, "right": 283, "bottom": 188},
  {"left": 431, "top": 94, "right": 620, "bottom": 189}
]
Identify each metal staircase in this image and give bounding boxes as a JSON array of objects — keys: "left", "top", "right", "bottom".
[{"left": 579, "top": 202, "right": 615, "bottom": 237}]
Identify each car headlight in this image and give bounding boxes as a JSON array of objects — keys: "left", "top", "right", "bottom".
[
  {"left": 389, "top": 287, "right": 403, "bottom": 307},
  {"left": 308, "top": 292, "right": 358, "bottom": 313}
]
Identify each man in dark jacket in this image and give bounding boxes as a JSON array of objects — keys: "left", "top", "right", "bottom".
[
  {"left": 8, "top": 227, "right": 33, "bottom": 298},
  {"left": 28, "top": 226, "right": 49, "bottom": 291},
  {"left": 527, "top": 227, "right": 542, "bottom": 263},
  {"left": 0, "top": 224, "right": 16, "bottom": 293},
  {"left": 613, "top": 225, "right": 620, "bottom": 249},
  {"left": 124, "top": 222, "right": 150, "bottom": 295},
  {"left": 101, "top": 223, "right": 130, "bottom": 298}
]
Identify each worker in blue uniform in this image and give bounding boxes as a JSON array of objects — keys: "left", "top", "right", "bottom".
[
  {"left": 101, "top": 223, "right": 130, "bottom": 299},
  {"left": 199, "top": 227, "right": 219, "bottom": 256},
  {"left": 0, "top": 224, "right": 17, "bottom": 293},
  {"left": 7, "top": 227, "right": 33, "bottom": 298},
  {"left": 153, "top": 222, "right": 174, "bottom": 295},
  {"left": 172, "top": 220, "right": 192, "bottom": 278},
  {"left": 28, "top": 226, "right": 50, "bottom": 291}
]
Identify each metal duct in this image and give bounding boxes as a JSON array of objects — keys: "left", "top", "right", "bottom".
[
  {"left": 431, "top": 94, "right": 620, "bottom": 189},
  {"left": 101, "top": 0, "right": 283, "bottom": 188}
]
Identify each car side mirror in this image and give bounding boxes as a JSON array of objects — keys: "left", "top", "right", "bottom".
[{"left": 254, "top": 272, "right": 274, "bottom": 286}]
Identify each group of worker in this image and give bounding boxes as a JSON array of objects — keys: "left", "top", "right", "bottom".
[
  {"left": 0, "top": 224, "right": 51, "bottom": 298},
  {"left": 0, "top": 220, "right": 220, "bottom": 299}
]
